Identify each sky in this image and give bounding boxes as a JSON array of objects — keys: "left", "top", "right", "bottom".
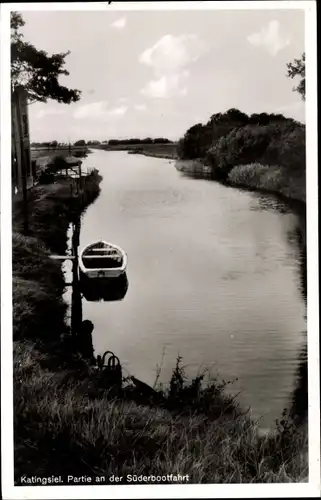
[{"left": 19, "top": 7, "right": 305, "bottom": 143}]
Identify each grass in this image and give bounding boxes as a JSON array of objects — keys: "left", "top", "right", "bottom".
[
  {"left": 175, "top": 159, "right": 211, "bottom": 177},
  {"left": 31, "top": 147, "right": 89, "bottom": 160},
  {"left": 12, "top": 170, "right": 308, "bottom": 485},
  {"left": 14, "top": 345, "right": 308, "bottom": 484},
  {"left": 227, "top": 163, "right": 306, "bottom": 203}
]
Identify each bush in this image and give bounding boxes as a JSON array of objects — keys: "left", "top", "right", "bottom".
[
  {"left": 177, "top": 109, "right": 300, "bottom": 162},
  {"left": 263, "top": 127, "right": 305, "bottom": 172},
  {"left": 206, "top": 123, "right": 305, "bottom": 182},
  {"left": 228, "top": 163, "right": 306, "bottom": 202}
]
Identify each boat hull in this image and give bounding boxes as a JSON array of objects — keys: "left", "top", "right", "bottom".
[
  {"left": 79, "top": 240, "right": 127, "bottom": 279},
  {"left": 80, "top": 267, "right": 125, "bottom": 279}
]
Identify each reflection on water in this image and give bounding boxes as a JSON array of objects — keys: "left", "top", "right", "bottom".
[
  {"left": 80, "top": 272, "right": 129, "bottom": 302},
  {"left": 290, "top": 344, "right": 308, "bottom": 424},
  {"left": 74, "top": 151, "right": 306, "bottom": 428}
]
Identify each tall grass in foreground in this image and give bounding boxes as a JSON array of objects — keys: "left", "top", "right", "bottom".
[{"left": 14, "top": 343, "right": 308, "bottom": 484}]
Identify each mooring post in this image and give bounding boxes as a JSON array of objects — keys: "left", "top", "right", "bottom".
[
  {"left": 70, "top": 214, "right": 82, "bottom": 336},
  {"left": 78, "top": 163, "right": 82, "bottom": 191}
]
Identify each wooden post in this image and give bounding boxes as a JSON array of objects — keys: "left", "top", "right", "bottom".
[
  {"left": 78, "top": 163, "right": 82, "bottom": 191},
  {"left": 16, "top": 92, "right": 29, "bottom": 234},
  {"left": 70, "top": 215, "right": 82, "bottom": 336}
]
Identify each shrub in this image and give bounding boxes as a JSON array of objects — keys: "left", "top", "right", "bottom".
[
  {"left": 177, "top": 109, "right": 299, "bottom": 161},
  {"left": 228, "top": 163, "right": 306, "bottom": 202},
  {"left": 206, "top": 122, "right": 305, "bottom": 182}
]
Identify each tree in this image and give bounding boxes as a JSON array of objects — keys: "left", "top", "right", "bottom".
[
  {"left": 286, "top": 53, "right": 305, "bottom": 101},
  {"left": 11, "top": 12, "right": 81, "bottom": 104},
  {"left": 74, "top": 140, "right": 86, "bottom": 146}
]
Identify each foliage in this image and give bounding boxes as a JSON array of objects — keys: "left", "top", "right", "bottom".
[
  {"left": 11, "top": 11, "right": 81, "bottom": 104},
  {"left": 287, "top": 53, "right": 305, "bottom": 101},
  {"left": 227, "top": 162, "right": 306, "bottom": 203},
  {"left": 107, "top": 137, "right": 172, "bottom": 146},
  {"left": 87, "top": 140, "right": 101, "bottom": 145},
  {"left": 178, "top": 123, "right": 213, "bottom": 159},
  {"left": 206, "top": 122, "right": 305, "bottom": 180},
  {"left": 74, "top": 139, "right": 86, "bottom": 146},
  {"left": 177, "top": 109, "right": 295, "bottom": 160}
]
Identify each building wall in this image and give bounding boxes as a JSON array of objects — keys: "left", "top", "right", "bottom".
[{"left": 11, "top": 87, "right": 34, "bottom": 195}]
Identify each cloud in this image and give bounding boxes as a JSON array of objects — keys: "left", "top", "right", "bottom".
[
  {"left": 73, "top": 101, "right": 109, "bottom": 119},
  {"left": 134, "top": 104, "right": 147, "bottom": 111},
  {"left": 247, "top": 20, "right": 291, "bottom": 56},
  {"left": 111, "top": 17, "right": 127, "bottom": 29},
  {"left": 141, "top": 74, "right": 189, "bottom": 99},
  {"left": 139, "top": 34, "right": 207, "bottom": 98},
  {"left": 73, "top": 101, "right": 127, "bottom": 119},
  {"left": 139, "top": 34, "right": 205, "bottom": 72},
  {"left": 118, "top": 97, "right": 129, "bottom": 103},
  {"left": 36, "top": 108, "right": 66, "bottom": 119},
  {"left": 107, "top": 105, "right": 128, "bottom": 116}
]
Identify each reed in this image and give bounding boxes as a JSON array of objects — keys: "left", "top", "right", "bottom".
[{"left": 228, "top": 163, "right": 306, "bottom": 203}]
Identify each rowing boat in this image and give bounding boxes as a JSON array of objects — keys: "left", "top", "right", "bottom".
[{"left": 79, "top": 240, "right": 127, "bottom": 279}]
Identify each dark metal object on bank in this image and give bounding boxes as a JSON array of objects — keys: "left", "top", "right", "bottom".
[{"left": 97, "top": 351, "right": 123, "bottom": 391}]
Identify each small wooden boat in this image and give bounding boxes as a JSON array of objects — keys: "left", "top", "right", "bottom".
[{"left": 79, "top": 240, "right": 127, "bottom": 279}]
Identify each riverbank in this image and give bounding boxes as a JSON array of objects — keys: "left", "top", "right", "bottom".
[
  {"left": 175, "top": 159, "right": 306, "bottom": 205},
  {"left": 12, "top": 171, "right": 102, "bottom": 342},
  {"left": 13, "top": 171, "right": 308, "bottom": 484}
]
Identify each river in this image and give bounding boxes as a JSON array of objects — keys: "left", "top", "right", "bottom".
[{"left": 76, "top": 149, "right": 306, "bottom": 428}]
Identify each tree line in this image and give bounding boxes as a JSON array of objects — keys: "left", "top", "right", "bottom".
[
  {"left": 105, "top": 138, "right": 172, "bottom": 146},
  {"left": 31, "top": 138, "right": 173, "bottom": 149}
]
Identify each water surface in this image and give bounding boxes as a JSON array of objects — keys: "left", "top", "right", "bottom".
[{"left": 78, "top": 150, "right": 306, "bottom": 427}]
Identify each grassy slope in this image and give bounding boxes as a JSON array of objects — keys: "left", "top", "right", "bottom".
[
  {"left": 15, "top": 342, "right": 308, "bottom": 484},
  {"left": 13, "top": 175, "right": 308, "bottom": 484}
]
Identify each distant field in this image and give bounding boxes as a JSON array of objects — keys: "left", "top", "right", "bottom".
[
  {"left": 31, "top": 147, "right": 89, "bottom": 160},
  {"left": 96, "top": 142, "right": 178, "bottom": 159},
  {"left": 31, "top": 143, "right": 178, "bottom": 163}
]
